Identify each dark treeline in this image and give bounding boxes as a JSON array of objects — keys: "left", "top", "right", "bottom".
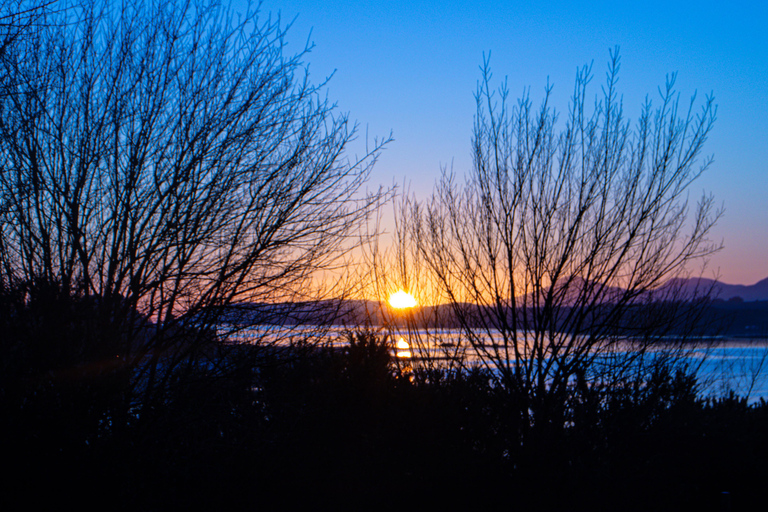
[
  {"left": 3, "top": 280, "right": 768, "bottom": 511},
  {"left": 238, "top": 297, "right": 768, "bottom": 337}
]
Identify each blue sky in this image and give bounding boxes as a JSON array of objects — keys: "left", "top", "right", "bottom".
[{"left": 250, "top": 0, "right": 767, "bottom": 285}]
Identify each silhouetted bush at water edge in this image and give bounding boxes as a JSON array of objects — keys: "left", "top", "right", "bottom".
[{"left": 3, "top": 286, "right": 768, "bottom": 510}]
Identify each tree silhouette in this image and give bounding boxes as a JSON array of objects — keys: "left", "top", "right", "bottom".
[
  {"left": 395, "top": 49, "right": 720, "bottom": 436},
  {"left": 0, "top": 2, "right": 48, "bottom": 61},
  {"left": 0, "top": 0, "right": 389, "bottom": 408}
]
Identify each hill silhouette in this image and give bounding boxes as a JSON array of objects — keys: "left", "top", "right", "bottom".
[
  {"left": 218, "top": 276, "right": 768, "bottom": 337},
  {"left": 664, "top": 276, "right": 768, "bottom": 302}
]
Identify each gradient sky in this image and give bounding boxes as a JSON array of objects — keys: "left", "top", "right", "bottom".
[{"left": 250, "top": 0, "right": 767, "bottom": 285}]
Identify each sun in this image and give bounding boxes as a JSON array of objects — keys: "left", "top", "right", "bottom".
[{"left": 388, "top": 290, "right": 417, "bottom": 309}]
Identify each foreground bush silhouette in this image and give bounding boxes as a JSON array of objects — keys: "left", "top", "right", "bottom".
[
  {"left": 0, "top": 279, "right": 132, "bottom": 506},
  {"left": 1, "top": 280, "right": 131, "bottom": 444},
  {"left": 3, "top": 299, "right": 768, "bottom": 511}
]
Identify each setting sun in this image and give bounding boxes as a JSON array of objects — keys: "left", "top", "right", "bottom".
[{"left": 388, "top": 290, "right": 417, "bottom": 309}]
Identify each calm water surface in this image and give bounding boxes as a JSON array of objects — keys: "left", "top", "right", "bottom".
[{"left": 231, "top": 325, "right": 768, "bottom": 402}]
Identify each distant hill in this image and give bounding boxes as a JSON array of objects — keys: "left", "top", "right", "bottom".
[
  {"left": 665, "top": 277, "right": 768, "bottom": 302},
  {"left": 212, "top": 276, "right": 768, "bottom": 337}
]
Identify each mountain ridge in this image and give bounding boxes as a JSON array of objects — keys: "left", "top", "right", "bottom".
[{"left": 665, "top": 276, "right": 768, "bottom": 302}]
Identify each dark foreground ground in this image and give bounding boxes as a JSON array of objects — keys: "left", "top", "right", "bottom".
[
  {"left": 2, "top": 286, "right": 768, "bottom": 511},
  {"left": 4, "top": 338, "right": 768, "bottom": 511}
]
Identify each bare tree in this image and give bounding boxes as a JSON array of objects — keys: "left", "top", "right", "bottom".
[
  {"left": 398, "top": 50, "right": 720, "bottom": 434},
  {"left": 0, "top": 0, "right": 389, "bottom": 407},
  {"left": 1, "top": 2, "right": 41, "bottom": 56},
  {"left": 361, "top": 194, "right": 472, "bottom": 374}
]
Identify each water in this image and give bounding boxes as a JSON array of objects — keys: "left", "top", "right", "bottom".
[
  {"left": 690, "top": 343, "right": 768, "bottom": 402},
  {"left": 228, "top": 324, "right": 768, "bottom": 402},
  {"left": 391, "top": 330, "right": 768, "bottom": 403}
]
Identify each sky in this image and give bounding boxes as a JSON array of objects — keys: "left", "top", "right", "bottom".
[{"left": 249, "top": 0, "right": 767, "bottom": 285}]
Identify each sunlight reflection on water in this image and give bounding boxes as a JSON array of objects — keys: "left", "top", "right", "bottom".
[{"left": 228, "top": 325, "right": 768, "bottom": 402}]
